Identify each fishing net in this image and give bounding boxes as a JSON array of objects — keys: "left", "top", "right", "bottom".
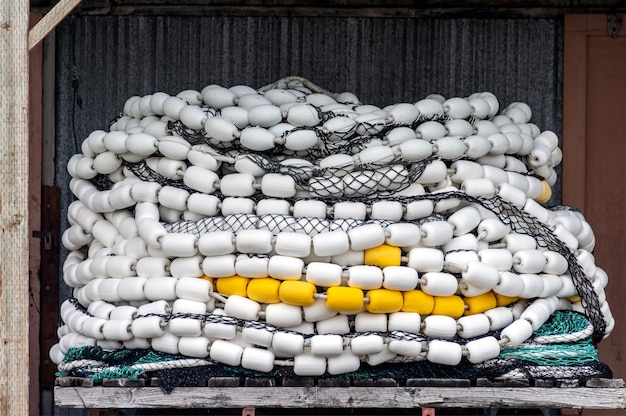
[
  {"left": 54, "top": 76, "right": 614, "bottom": 390},
  {"left": 57, "top": 309, "right": 611, "bottom": 393}
]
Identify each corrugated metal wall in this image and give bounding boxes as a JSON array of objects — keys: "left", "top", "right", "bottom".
[
  {"left": 56, "top": 15, "right": 563, "bottom": 126},
  {"left": 53, "top": 13, "right": 563, "bottom": 306}
]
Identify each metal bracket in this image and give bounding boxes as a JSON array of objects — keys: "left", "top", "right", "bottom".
[
  {"left": 607, "top": 13, "right": 623, "bottom": 38},
  {"left": 32, "top": 230, "right": 53, "bottom": 250}
]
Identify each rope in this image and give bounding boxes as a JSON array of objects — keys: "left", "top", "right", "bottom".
[
  {"left": 56, "top": 77, "right": 612, "bottom": 385},
  {"left": 257, "top": 76, "right": 342, "bottom": 99}
]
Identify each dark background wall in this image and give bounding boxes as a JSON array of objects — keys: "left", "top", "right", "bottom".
[{"left": 55, "top": 15, "right": 562, "bottom": 131}]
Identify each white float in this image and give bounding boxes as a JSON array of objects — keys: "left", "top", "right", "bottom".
[{"left": 55, "top": 78, "right": 612, "bottom": 379}]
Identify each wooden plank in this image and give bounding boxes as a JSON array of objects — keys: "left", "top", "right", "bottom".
[
  {"left": 0, "top": 1, "right": 31, "bottom": 415},
  {"left": 587, "top": 379, "right": 626, "bottom": 388},
  {"left": 407, "top": 379, "right": 472, "bottom": 387},
  {"left": 562, "top": 14, "right": 626, "bottom": 416},
  {"left": 583, "top": 32, "right": 626, "bottom": 416},
  {"left": 476, "top": 378, "right": 532, "bottom": 387},
  {"left": 54, "top": 386, "right": 626, "bottom": 409},
  {"left": 562, "top": 14, "right": 589, "bottom": 210},
  {"left": 28, "top": 0, "right": 82, "bottom": 50},
  {"left": 101, "top": 379, "right": 146, "bottom": 388},
  {"left": 353, "top": 378, "right": 398, "bottom": 387},
  {"left": 207, "top": 377, "right": 240, "bottom": 387},
  {"left": 563, "top": 14, "right": 618, "bottom": 209},
  {"left": 55, "top": 377, "right": 95, "bottom": 388},
  {"left": 244, "top": 378, "right": 276, "bottom": 387},
  {"left": 282, "top": 377, "right": 315, "bottom": 387}
]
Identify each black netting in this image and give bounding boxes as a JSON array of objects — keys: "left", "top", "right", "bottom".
[
  {"left": 121, "top": 148, "right": 431, "bottom": 201},
  {"left": 91, "top": 173, "right": 114, "bottom": 191},
  {"left": 165, "top": 103, "right": 456, "bottom": 165},
  {"left": 472, "top": 194, "right": 606, "bottom": 342},
  {"left": 65, "top": 297, "right": 594, "bottom": 349},
  {"left": 166, "top": 217, "right": 224, "bottom": 233},
  {"left": 122, "top": 160, "right": 193, "bottom": 191},
  {"left": 60, "top": 345, "right": 613, "bottom": 394},
  {"left": 63, "top": 345, "right": 151, "bottom": 367},
  {"left": 157, "top": 189, "right": 605, "bottom": 342},
  {"left": 152, "top": 359, "right": 611, "bottom": 393}
]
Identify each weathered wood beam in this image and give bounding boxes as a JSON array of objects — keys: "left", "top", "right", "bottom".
[
  {"left": 0, "top": 0, "right": 30, "bottom": 414},
  {"left": 55, "top": 386, "right": 626, "bottom": 409},
  {"left": 28, "top": 0, "right": 82, "bottom": 50}
]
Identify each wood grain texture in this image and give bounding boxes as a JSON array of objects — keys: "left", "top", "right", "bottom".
[
  {"left": 585, "top": 32, "right": 626, "bottom": 393},
  {"left": 562, "top": 14, "right": 588, "bottom": 210},
  {"left": 28, "top": 0, "right": 82, "bottom": 50},
  {"left": 54, "top": 386, "right": 626, "bottom": 409},
  {"left": 0, "top": 1, "right": 31, "bottom": 415}
]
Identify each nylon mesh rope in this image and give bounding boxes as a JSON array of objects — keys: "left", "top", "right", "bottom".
[{"left": 53, "top": 76, "right": 614, "bottom": 386}]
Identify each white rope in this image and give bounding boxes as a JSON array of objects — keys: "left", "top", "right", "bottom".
[
  {"left": 58, "top": 359, "right": 107, "bottom": 372},
  {"left": 130, "top": 358, "right": 213, "bottom": 372},
  {"left": 534, "top": 322, "right": 594, "bottom": 344}
]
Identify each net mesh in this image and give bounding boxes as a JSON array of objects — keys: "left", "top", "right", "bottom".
[
  {"left": 154, "top": 189, "right": 605, "bottom": 343},
  {"left": 57, "top": 308, "right": 611, "bottom": 393},
  {"left": 64, "top": 77, "right": 611, "bottom": 391},
  {"left": 120, "top": 145, "right": 433, "bottom": 199}
]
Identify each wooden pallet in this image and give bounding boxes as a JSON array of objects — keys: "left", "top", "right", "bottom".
[{"left": 54, "top": 377, "right": 626, "bottom": 414}]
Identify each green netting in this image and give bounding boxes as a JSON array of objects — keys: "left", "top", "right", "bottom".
[
  {"left": 62, "top": 345, "right": 139, "bottom": 365},
  {"left": 534, "top": 310, "right": 590, "bottom": 337},
  {"left": 88, "top": 366, "right": 145, "bottom": 384},
  {"left": 500, "top": 339, "right": 598, "bottom": 366}
]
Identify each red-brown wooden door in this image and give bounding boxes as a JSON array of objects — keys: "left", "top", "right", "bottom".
[{"left": 564, "top": 14, "right": 626, "bottom": 414}]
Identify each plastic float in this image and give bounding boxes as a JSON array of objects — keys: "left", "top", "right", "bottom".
[{"left": 53, "top": 77, "right": 614, "bottom": 390}]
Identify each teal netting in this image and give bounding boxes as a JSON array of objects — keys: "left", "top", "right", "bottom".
[
  {"left": 534, "top": 310, "right": 590, "bottom": 337},
  {"left": 500, "top": 339, "right": 598, "bottom": 366}
]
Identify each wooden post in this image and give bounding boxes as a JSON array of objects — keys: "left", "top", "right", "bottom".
[{"left": 0, "top": 0, "right": 30, "bottom": 414}]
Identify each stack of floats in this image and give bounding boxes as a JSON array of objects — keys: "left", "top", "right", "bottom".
[{"left": 52, "top": 77, "right": 614, "bottom": 379}]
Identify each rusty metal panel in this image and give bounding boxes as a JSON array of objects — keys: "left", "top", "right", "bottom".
[{"left": 54, "top": 14, "right": 563, "bottom": 298}]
